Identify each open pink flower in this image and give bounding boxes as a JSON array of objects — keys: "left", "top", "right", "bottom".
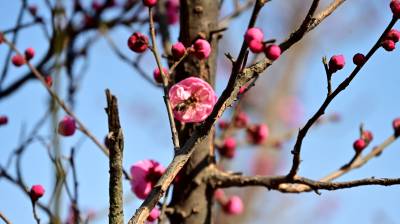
[
  {"left": 169, "top": 77, "right": 217, "bottom": 123},
  {"left": 130, "top": 160, "right": 165, "bottom": 199}
]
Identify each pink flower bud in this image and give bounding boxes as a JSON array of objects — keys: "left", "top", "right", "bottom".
[
  {"left": 247, "top": 124, "right": 269, "bottom": 145},
  {"left": 169, "top": 77, "right": 217, "bottom": 123},
  {"left": 390, "top": 0, "right": 400, "bottom": 17},
  {"left": 11, "top": 54, "right": 25, "bottom": 67},
  {"left": 218, "top": 137, "right": 236, "bottom": 159},
  {"left": 361, "top": 130, "right": 373, "bottom": 143},
  {"left": 244, "top": 27, "right": 264, "bottom": 43},
  {"left": 386, "top": 29, "right": 400, "bottom": 42},
  {"left": 0, "top": 33, "right": 4, "bottom": 44},
  {"left": 223, "top": 196, "right": 243, "bottom": 215},
  {"left": 153, "top": 67, "right": 169, "bottom": 84},
  {"left": 171, "top": 42, "right": 186, "bottom": 59},
  {"left": 30, "top": 185, "right": 45, "bottom": 201},
  {"left": 58, "top": 116, "right": 76, "bottom": 137},
  {"left": 25, "top": 47, "right": 35, "bottom": 60},
  {"left": 28, "top": 5, "right": 38, "bottom": 16},
  {"left": 130, "top": 160, "right": 165, "bottom": 199},
  {"left": 352, "top": 53, "right": 365, "bottom": 66},
  {"left": 382, "top": 39, "right": 396, "bottom": 51},
  {"left": 147, "top": 208, "right": 160, "bottom": 222},
  {"left": 329, "top": 55, "right": 345, "bottom": 73},
  {"left": 393, "top": 117, "right": 400, "bottom": 135},
  {"left": 193, "top": 39, "right": 211, "bottom": 59},
  {"left": 248, "top": 40, "right": 264, "bottom": 53},
  {"left": 214, "top": 189, "right": 225, "bottom": 201},
  {"left": 166, "top": 0, "right": 179, "bottom": 25},
  {"left": 143, "top": 0, "right": 157, "bottom": 7},
  {"left": 234, "top": 112, "right": 249, "bottom": 128},
  {"left": 353, "top": 138, "right": 366, "bottom": 153},
  {"left": 264, "top": 44, "right": 281, "bottom": 61},
  {"left": 127, "top": 32, "right": 149, "bottom": 53},
  {"left": 0, "top": 115, "right": 8, "bottom": 126}
]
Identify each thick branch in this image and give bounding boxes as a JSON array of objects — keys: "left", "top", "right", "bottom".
[
  {"left": 208, "top": 170, "right": 400, "bottom": 193},
  {"left": 105, "top": 89, "right": 124, "bottom": 224},
  {"left": 128, "top": 1, "right": 347, "bottom": 222}
]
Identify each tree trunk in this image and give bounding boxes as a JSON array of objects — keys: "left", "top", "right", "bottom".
[{"left": 168, "top": 0, "right": 220, "bottom": 223}]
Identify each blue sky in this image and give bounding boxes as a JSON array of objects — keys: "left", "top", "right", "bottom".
[{"left": 0, "top": 1, "right": 400, "bottom": 224}]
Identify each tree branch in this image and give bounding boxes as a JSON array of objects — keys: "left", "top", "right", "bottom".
[{"left": 105, "top": 89, "right": 124, "bottom": 224}]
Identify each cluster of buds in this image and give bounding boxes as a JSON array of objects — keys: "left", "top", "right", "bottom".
[
  {"left": 381, "top": 29, "right": 400, "bottom": 51},
  {"left": 214, "top": 189, "right": 244, "bottom": 215},
  {"left": 217, "top": 111, "right": 269, "bottom": 159},
  {"left": 353, "top": 129, "right": 373, "bottom": 153},
  {"left": 11, "top": 47, "right": 36, "bottom": 67},
  {"left": 244, "top": 27, "right": 281, "bottom": 60}
]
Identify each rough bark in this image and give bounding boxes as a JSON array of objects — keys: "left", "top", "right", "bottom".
[{"left": 168, "top": 0, "right": 220, "bottom": 223}]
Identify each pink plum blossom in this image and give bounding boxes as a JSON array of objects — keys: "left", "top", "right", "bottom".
[
  {"left": 130, "top": 160, "right": 165, "bottom": 199},
  {"left": 218, "top": 137, "right": 236, "bottom": 158},
  {"left": 169, "top": 77, "right": 217, "bottom": 123},
  {"left": 223, "top": 196, "right": 244, "bottom": 215}
]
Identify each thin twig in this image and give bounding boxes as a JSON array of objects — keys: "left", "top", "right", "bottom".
[
  {"left": 0, "top": 212, "right": 12, "bottom": 224},
  {"left": 148, "top": 7, "right": 180, "bottom": 150},
  {"left": 286, "top": 16, "right": 399, "bottom": 179}
]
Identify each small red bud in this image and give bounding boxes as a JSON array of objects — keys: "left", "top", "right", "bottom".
[
  {"left": 0, "top": 115, "right": 8, "bottom": 126},
  {"left": 386, "top": 29, "right": 400, "bottom": 42},
  {"left": 382, "top": 39, "right": 396, "bottom": 51},
  {"left": 390, "top": 0, "right": 400, "bottom": 18},
  {"left": 218, "top": 120, "right": 229, "bottom": 129},
  {"left": 244, "top": 28, "right": 264, "bottom": 43},
  {"left": 223, "top": 196, "right": 243, "bottom": 215},
  {"left": 11, "top": 54, "right": 25, "bottom": 67},
  {"left": 28, "top": 5, "right": 38, "bottom": 16},
  {"left": 58, "top": 116, "right": 76, "bottom": 137},
  {"left": 44, "top": 76, "right": 53, "bottom": 87},
  {"left": 30, "top": 185, "right": 45, "bottom": 202},
  {"left": 234, "top": 112, "right": 249, "bottom": 128},
  {"left": 171, "top": 42, "right": 186, "bottom": 59},
  {"left": 352, "top": 53, "right": 365, "bottom": 66},
  {"left": 25, "top": 47, "right": 35, "bottom": 60},
  {"left": 127, "top": 32, "right": 149, "bottom": 53},
  {"left": 393, "top": 117, "right": 400, "bottom": 135},
  {"left": 0, "top": 33, "right": 4, "bottom": 44},
  {"left": 247, "top": 124, "right": 269, "bottom": 145},
  {"left": 218, "top": 137, "right": 236, "bottom": 159},
  {"left": 153, "top": 67, "right": 169, "bottom": 84},
  {"left": 248, "top": 40, "right": 264, "bottom": 53},
  {"left": 361, "top": 130, "right": 373, "bottom": 143},
  {"left": 264, "top": 44, "right": 281, "bottom": 61},
  {"left": 353, "top": 138, "right": 366, "bottom": 153},
  {"left": 192, "top": 39, "right": 211, "bottom": 59},
  {"left": 143, "top": 0, "right": 157, "bottom": 7},
  {"left": 329, "top": 55, "right": 345, "bottom": 72}
]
